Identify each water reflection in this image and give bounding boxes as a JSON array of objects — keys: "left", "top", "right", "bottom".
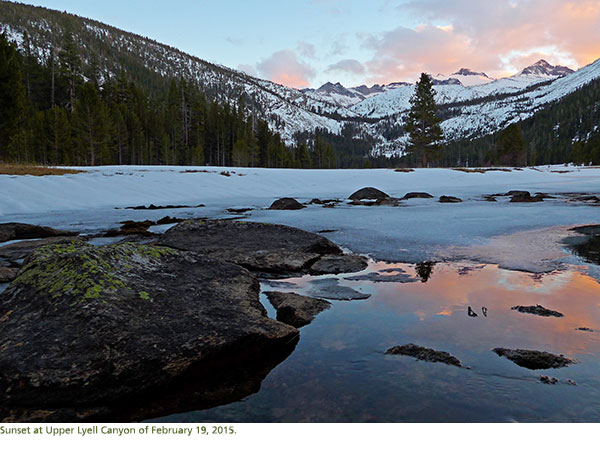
[
  {"left": 153, "top": 261, "right": 600, "bottom": 422},
  {"left": 415, "top": 261, "right": 435, "bottom": 282}
]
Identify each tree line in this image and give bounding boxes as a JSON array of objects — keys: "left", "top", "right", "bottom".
[{"left": 0, "top": 32, "right": 350, "bottom": 168}]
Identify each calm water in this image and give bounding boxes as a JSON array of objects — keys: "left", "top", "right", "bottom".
[{"left": 150, "top": 261, "right": 600, "bottom": 422}]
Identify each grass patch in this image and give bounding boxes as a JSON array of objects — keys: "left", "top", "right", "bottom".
[{"left": 0, "top": 163, "right": 84, "bottom": 176}]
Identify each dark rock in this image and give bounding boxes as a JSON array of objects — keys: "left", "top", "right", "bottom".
[
  {"left": 539, "top": 375, "right": 559, "bottom": 385},
  {"left": 317, "top": 229, "right": 337, "bottom": 234},
  {"left": 156, "top": 216, "right": 183, "bottom": 225},
  {"left": 569, "top": 195, "right": 600, "bottom": 203},
  {"left": 307, "top": 278, "right": 371, "bottom": 301},
  {"left": 349, "top": 197, "right": 400, "bottom": 206},
  {"left": 309, "top": 254, "right": 368, "bottom": 275},
  {"left": 269, "top": 198, "right": 305, "bottom": 210},
  {"left": 492, "top": 348, "right": 574, "bottom": 369},
  {"left": 401, "top": 192, "right": 433, "bottom": 200},
  {"left": 507, "top": 190, "right": 530, "bottom": 197},
  {"left": 482, "top": 307, "right": 488, "bottom": 317},
  {"left": 483, "top": 195, "right": 497, "bottom": 202},
  {"left": 385, "top": 344, "right": 462, "bottom": 367},
  {"left": 308, "top": 198, "right": 341, "bottom": 205},
  {"left": 0, "top": 241, "right": 298, "bottom": 421},
  {"left": 535, "top": 193, "right": 556, "bottom": 199},
  {"left": 467, "top": 306, "right": 478, "bottom": 317},
  {"left": 565, "top": 225, "right": 600, "bottom": 264},
  {"left": 510, "top": 193, "right": 544, "bottom": 203},
  {"left": 0, "top": 223, "right": 76, "bottom": 243},
  {"left": 344, "top": 272, "right": 418, "bottom": 283},
  {"left": 0, "top": 237, "right": 82, "bottom": 266},
  {"left": 576, "top": 327, "right": 594, "bottom": 332},
  {"left": 439, "top": 195, "right": 462, "bottom": 203},
  {"left": 0, "top": 267, "right": 18, "bottom": 283},
  {"left": 348, "top": 187, "right": 389, "bottom": 201},
  {"left": 120, "top": 220, "right": 155, "bottom": 230},
  {"left": 511, "top": 304, "right": 564, "bottom": 317},
  {"left": 265, "top": 291, "right": 331, "bottom": 327},
  {"left": 159, "top": 219, "right": 342, "bottom": 277}
]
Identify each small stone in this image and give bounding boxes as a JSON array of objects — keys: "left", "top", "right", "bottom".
[
  {"left": 269, "top": 198, "right": 305, "bottom": 210},
  {"left": 385, "top": 344, "right": 462, "bottom": 367}
]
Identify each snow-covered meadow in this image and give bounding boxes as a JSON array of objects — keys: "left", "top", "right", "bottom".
[{"left": 2, "top": 165, "right": 599, "bottom": 272}]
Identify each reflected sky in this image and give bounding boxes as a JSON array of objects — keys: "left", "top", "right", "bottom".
[{"left": 153, "top": 261, "right": 600, "bottom": 423}]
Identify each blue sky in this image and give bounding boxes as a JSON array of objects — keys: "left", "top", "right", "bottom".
[{"left": 23, "top": 0, "right": 600, "bottom": 88}]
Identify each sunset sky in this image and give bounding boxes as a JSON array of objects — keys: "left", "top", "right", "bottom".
[{"left": 26, "top": 0, "right": 600, "bottom": 88}]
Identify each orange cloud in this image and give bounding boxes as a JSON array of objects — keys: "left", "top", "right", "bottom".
[
  {"left": 364, "top": 0, "right": 600, "bottom": 83},
  {"left": 256, "top": 49, "right": 316, "bottom": 88}
]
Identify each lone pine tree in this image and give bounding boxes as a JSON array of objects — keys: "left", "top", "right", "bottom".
[{"left": 405, "top": 73, "right": 443, "bottom": 167}]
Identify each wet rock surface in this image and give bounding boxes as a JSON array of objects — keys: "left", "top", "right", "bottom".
[
  {"left": 401, "top": 192, "right": 433, "bottom": 200},
  {"left": 508, "top": 191, "right": 544, "bottom": 202},
  {"left": 385, "top": 344, "right": 462, "bottom": 367},
  {"left": 0, "top": 223, "right": 76, "bottom": 243},
  {"left": 439, "top": 195, "right": 462, "bottom": 203},
  {"left": 159, "top": 219, "right": 343, "bottom": 277},
  {"left": 0, "top": 237, "right": 82, "bottom": 266},
  {"left": 565, "top": 225, "right": 600, "bottom": 265},
  {"left": 0, "top": 241, "right": 298, "bottom": 421},
  {"left": 309, "top": 254, "right": 368, "bottom": 275},
  {"left": 265, "top": 291, "right": 331, "bottom": 328},
  {"left": 307, "top": 278, "right": 371, "bottom": 301},
  {"left": 511, "top": 304, "right": 564, "bottom": 317},
  {"left": 269, "top": 198, "right": 305, "bottom": 210},
  {"left": 125, "top": 204, "right": 204, "bottom": 210},
  {"left": 493, "top": 348, "right": 574, "bottom": 370},
  {"left": 348, "top": 187, "right": 390, "bottom": 201},
  {"left": 0, "top": 267, "right": 18, "bottom": 283}
]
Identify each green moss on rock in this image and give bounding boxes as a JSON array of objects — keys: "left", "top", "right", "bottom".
[{"left": 12, "top": 242, "right": 176, "bottom": 305}]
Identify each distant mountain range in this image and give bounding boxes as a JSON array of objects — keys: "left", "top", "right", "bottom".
[{"left": 0, "top": 1, "right": 597, "bottom": 157}]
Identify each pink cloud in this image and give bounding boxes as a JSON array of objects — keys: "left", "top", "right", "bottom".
[
  {"left": 363, "top": 0, "right": 600, "bottom": 83},
  {"left": 256, "top": 49, "right": 316, "bottom": 88}
]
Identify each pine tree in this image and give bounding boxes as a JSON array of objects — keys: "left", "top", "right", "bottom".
[
  {"left": 497, "top": 123, "right": 526, "bottom": 166},
  {"left": 0, "top": 33, "right": 26, "bottom": 160},
  {"left": 405, "top": 73, "right": 443, "bottom": 167}
]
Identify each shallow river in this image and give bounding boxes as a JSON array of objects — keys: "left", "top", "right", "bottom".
[{"left": 151, "top": 260, "right": 600, "bottom": 422}]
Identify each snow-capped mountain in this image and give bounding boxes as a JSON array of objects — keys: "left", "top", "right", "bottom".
[
  {"left": 0, "top": 1, "right": 596, "bottom": 158},
  {"left": 518, "top": 59, "right": 575, "bottom": 78}
]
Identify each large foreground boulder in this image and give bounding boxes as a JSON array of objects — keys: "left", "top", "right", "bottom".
[
  {"left": 0, "top": 241, "right": 298, "bottom": 421},
  {"left": 0, "top": 223, "right": 75, "bottom": 243},
  {"left": 159, "top": 219, "right": 343, "bottom": 277}
]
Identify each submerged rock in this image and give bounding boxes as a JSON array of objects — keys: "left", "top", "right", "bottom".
[
  {"left": 511, "top": 304, "right": 564, "bottom": 317},
  {"left": 344, "top": 272, "right": 418, "bottom": 283},
  {"left": 159, "top": 219, "right": 342, "bottom": 277},
  {"left": 401, "top": 192, "right": 433, "bottom": 200},
  {"left": 0, "top": 223, "right": 75, "bottom": 243},
  {"left": 576, "top": 327, "right": 595, "bottom": 332},
  {"left": 539, "top": 375, "right": 559, "bottom": 385},
  {"left": 309, "top": 254, "right": 368, "bottom": 275},
  {"left": 265, "top": 291, "right": 331, "bottom": 327},
  {"left": 385, "top": 344, "right": 462, "bottom": 367},
  {"left": 0, "top": 241, "right": 298, "bottom": 421},
  {"left": 269, "top": 198, "right": 305, "bottom": 210},
  {"left": 493, "top": 348, "right": 574, "bottom": 370},
  {"left": 307, "top": 278, "right": 371, "bottom": 301},
  {"left": 348, "top": 187, "right": 389, "bottom": 201},
  {"left": 439, "top": 195, "right": 462, "bottom": 203}
]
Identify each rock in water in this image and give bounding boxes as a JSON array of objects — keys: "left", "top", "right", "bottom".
[
  {"left": 0, "top": 223, "right": 76, "bottom": 243},
  {"left": 492, "top": 348, "right": 574, "bottom": 370},
  {"left": 401, "top": 192, "right": 433, "bottom": 200},
  {"left": 265, "top": 291, "right": 331, "bottom": 327},
  {"left": 0, "top": 241, "right": 298, "bottom": 421},
  {"left": 348, "top": 187, "right": 390, "bottom": 201},
  {"left": 307, "top": 278, "right": 371, "bottom": 301},
  {"left": 309, "top": 254, "right": 368, "bottom": 275},
  {"left": 511, "top": 305, "right": 564, "bottom": 317},
  {"left": 439, "top": 195, "right": 462, "bottom": 203},
  {"left": 269, "top": 198, "right": 305, "bottom": 210},
  {"left": 385, "top": 344, "right": 462, "bottom": 367},
  {"left": 159, "top": 219, "right": 342, "bottom": 277}
]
